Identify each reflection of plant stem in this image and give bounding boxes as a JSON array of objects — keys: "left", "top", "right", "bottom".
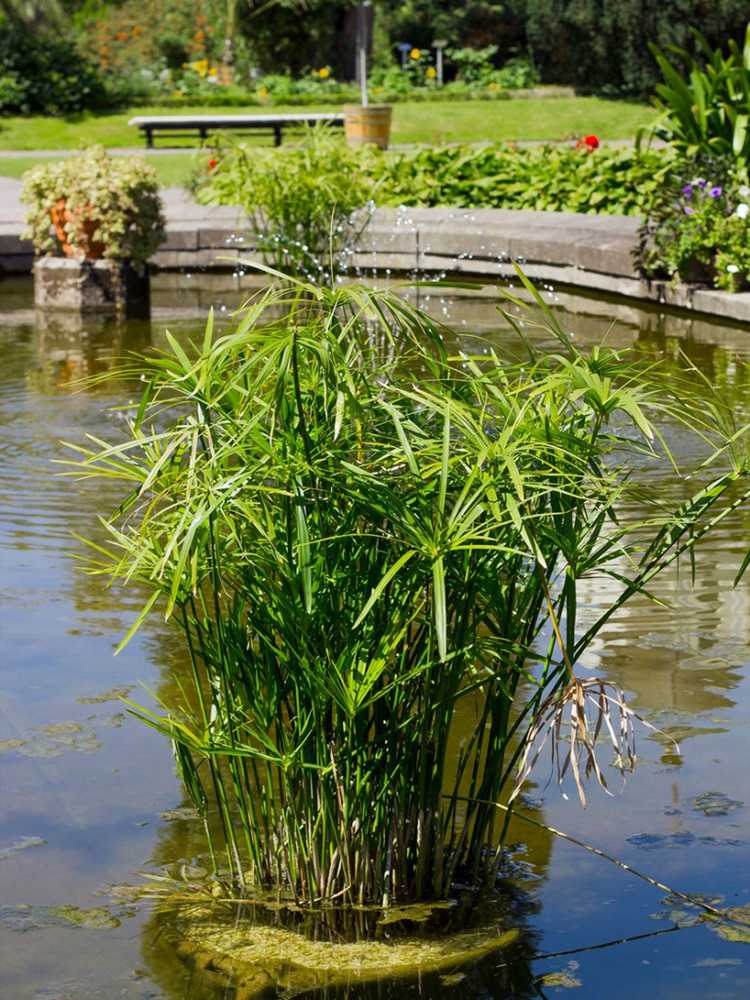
[
  {"left": 529, "top": 923, "right": 683, "bottom": 965},
  {"left": 451, "top": 794, "right": 731, "bottom": 922}
]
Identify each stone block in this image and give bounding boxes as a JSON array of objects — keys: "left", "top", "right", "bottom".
[
  {"left": 575, "top": 237, "right": 640, "bottom": 277},
  {"left": 0, "top": 231, "right": 33, "bottom": 255},
  {"left": 0, "top": 253, "right": 33, "bottom": 275},
  {"left": 197, "top": 226, "right": 247, "bottom": 250},
  {"left": 692, "top": 289, "right": 750, "bottom": 323},
  {"left": 417, "top": 223, "right": 513, "bottom": 262},
  {"left": 161, "top": 226, "right": 199, "bottom": 251},
  {"left": 33, "top": 257, "right": 150, "bottom": 316}
]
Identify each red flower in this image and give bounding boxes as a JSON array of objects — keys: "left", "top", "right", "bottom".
[
  {"left": 583, "top": 134, "right": 599, "bottom": 149},
  {"left": 207, "top": 158, "right": 218, "bottom": 171}
]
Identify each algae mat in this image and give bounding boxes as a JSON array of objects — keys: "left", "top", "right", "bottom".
[{"left": 167, "top": 905, "right": 521, "bottom": 998}]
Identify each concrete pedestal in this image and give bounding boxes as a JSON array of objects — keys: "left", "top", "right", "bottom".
[{"left": 33, "top": 257, "right": 150, "bottom": 317}]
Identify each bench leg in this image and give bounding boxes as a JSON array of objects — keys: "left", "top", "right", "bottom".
[
  {"left": 274, "top": 124, "right": 282, "bottom": 147},
  {"left": 146, "top": 128, "right": 153, "bottom": 148},
  {"left": 200, "top": 127, "right": 208, "bottom": 143}
]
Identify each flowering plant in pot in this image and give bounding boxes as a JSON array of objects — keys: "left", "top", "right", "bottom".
[{"left": 21, "top": 146, "right": 165, "bottom": 268}]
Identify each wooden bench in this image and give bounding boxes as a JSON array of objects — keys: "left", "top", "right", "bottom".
[{"left": 128, "top": 112, "right": 346, "bottom": 148}]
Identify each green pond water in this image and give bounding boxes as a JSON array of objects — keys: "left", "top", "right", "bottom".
[{"left": 2, "top": 274, "right": 750, "bottom": 998}]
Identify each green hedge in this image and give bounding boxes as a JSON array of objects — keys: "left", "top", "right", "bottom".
[
  {"left": 0, "top": 24, "right": 106, "bottom": 115},
  {"left": 373, "top": 144, "right": 675, "bottom": 216},
  {"left": 526, "top": 0, "right": 750, "bottom": 97},
  {"left": 201, "top": 139, "right": 675, "bottom": 218}
]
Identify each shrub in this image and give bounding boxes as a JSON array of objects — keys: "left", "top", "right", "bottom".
[
  {"left": 21, "top": 147, "right": 165, "bottom": 266},
  {"left": 72, "top": 276, "right": 750, "bottom": 905},
  {"left": 525, "top": 0, "right": 750, "bottom": 97},
  {"left": 197, "top": 129, "right": 377, "bottom": 279},
  {"left": 491, "top": 56, "right": 540, "bottom": 90},
  {"left": 645, "top": 24, "right": 750, "bottom": 162},
  {"left": 374, "top": 144, "right": 675, "bottom": 216},
  {"left": 198, "top": 134, "right": 675, "bottom": 220},
  {"left": 0, "top": 24, "right": 106, "bottom": 115},
  {"left": 640, "top": 160, "right": 750, "bottom": 290},
  {"left": 447, "top": 44, "right": 500, "bottom": 85}
]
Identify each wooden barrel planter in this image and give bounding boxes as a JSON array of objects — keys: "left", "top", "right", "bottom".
[{"left": 344, "top": 105, "right": 393, "bottom": 150}]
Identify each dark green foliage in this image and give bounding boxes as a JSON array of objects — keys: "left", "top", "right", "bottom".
[
  {"left": 0, "top": 23, "right": 106, "bottom": 114},
  {"left": 201, "top": 138, "right": 675, "bottom": 218},
  {"left": 374, "top": 1, "right": 526, "bottom": 65},
  {"left": 525, "top": 0, "right": 750, "bottom": 97},
  {"left": 647, "top": 26, "right": 750, "bottom": 161},
  {"left": 374, "top": 144, "right": 674, "bottom": 215},
  {"left": 639, "top": 158, "right": 750, "bottom": 291}
]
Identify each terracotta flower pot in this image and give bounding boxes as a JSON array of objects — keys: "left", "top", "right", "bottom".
[{"left": 50, "top": 198, "right": 106, "bottom": 260}]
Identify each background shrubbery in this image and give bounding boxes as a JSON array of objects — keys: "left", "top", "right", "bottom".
[
  {"left": 3, "top": 0, "right": 750, "bottom": 115},
  {"left": 200, "top": 136, "right": 676, "bottom": 220},
  {"left": 0, "top": 23, "right": 106, "bottom": 115},
  {"left": 525, "top": 0, "right": 750, "bottom": 97}
]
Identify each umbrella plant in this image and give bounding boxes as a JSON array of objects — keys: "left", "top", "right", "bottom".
[{"left": 67, "top": 270, "right": 750, "bottom": 908}]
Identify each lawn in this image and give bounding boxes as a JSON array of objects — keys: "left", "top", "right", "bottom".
[
  {"left": 0, "top": 96, "right": 657, "bottom": 151},
  {"left": 0, "top": 153, "right": 195, "bottom": 187}
]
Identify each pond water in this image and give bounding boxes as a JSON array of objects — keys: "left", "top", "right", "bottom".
[{"left": 2, "top": 274, "right": 750, "bottom": 999}]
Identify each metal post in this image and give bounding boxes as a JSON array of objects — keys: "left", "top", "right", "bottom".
[
  {"left": 433, "top": 39, "right": 447, "bottom": 87},
  {"left": 397, "top": 42, "right": 411, "bottom": 70},
  {"left": 357, "top": 2, "right": 372, "bottom": 107}
]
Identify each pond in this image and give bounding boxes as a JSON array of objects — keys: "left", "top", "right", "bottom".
[{"left": 2, "top": 273, "right": 750, "bottom": 999}]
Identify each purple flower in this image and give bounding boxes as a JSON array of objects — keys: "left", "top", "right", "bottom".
[
  {"left": 696, "top": 178, "right": 707, "bottom": 189},
  {"left": 709, "top": 186, "right": 723, "bottom": 198},
  {"left": 683, "top": 206, "right": 695, "bottom": 215},
  {"left": 682, "top": 184, "right": 693, "bottom": 199}
]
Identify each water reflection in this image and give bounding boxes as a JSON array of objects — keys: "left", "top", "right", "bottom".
[{"left": 3, "top": 277, "right": 750, "bottom": 999}]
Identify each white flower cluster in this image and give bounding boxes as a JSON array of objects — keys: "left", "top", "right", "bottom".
[{"left": 735, "top": 185, "right": 750, "bottom": 219}]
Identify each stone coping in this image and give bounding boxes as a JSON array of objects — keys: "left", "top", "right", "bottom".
[{"left": 3, "top": 205, "right": 750, "bottom": 325}]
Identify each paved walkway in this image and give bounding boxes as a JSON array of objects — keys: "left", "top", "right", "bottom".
[{"left": 0, "top": 177, "right": 236, "bottom": 227}]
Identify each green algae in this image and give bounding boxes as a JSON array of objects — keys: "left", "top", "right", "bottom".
[
  {"left": 159, "top": 806, "right": 200, "bottom": 822},
  {"left": 540, "top": 970, "right": 583, "bottom": 988},
  {"left": 710, "top": 905, "right": 750, "bottom": 945},
  {"left": 0, "top": 835, "right": 46, "bottom": 860},
  {"left": 47, "top": 905, "right": 121, "bottom": 930},
  {"left": 0, "top": 903, "right": 121, "bottom": 932},
  {"left": 75, "top": 686, "right": 133, "bottom": 705},
  {"left": 5, "top": 721, "right": 103, "bottom": 759},
  {"left": 164, "top": 903, "right": 522, "bottom": 999}
]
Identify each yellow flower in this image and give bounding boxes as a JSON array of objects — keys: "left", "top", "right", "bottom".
[
  {"left": 258, "top": 86, "right": 269, "bottom": 98},
  {"left": 410, "top": 48, "right": 421, "bottom": 60},
  {"left": 426, "top": 66, "right": 437, "bottom": 79},
  {"left": 318, "top": 66, "right": 331, "bottom": 79},
  {"left": 190, "top": 58, "right": 209, "bottom": 78}
]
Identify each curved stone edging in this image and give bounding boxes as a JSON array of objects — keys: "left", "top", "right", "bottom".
[{"left": 3, "top": 203, "right": 750, "bottom": 325}]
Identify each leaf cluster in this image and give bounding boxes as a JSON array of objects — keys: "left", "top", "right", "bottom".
[
  {"left": 21, "top": 146, "right": 166, "bottom": 266},
  {"left": 66, "top": 270, "right": 750, "bottom": 905},
  {"left": 646, "top": 24, "right": 750, "bottom": 160}
]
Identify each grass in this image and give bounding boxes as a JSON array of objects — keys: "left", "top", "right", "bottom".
[
  {"left": 0, "top": 96, "right": 658, "bottom": 152},
  {"left": 0, "top": 153, "right": 195, "bottom": 187}
]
